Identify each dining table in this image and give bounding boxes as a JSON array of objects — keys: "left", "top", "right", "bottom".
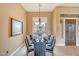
[
  {"left": 32, "top": 36, "right": 48, "bottom": 56},
  {"left": 34, "top": 41, "right": 46, "bottom": 56},
  {"left": 32, "top": 34, "right": 49, "bottom": 56}
]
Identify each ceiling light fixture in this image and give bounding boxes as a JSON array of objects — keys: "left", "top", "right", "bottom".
[{"left": 39, "top": 3, "right": 41, "bottom": 23}]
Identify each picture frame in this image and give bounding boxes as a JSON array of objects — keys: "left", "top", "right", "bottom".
[{"left": 11, "top": 18, "right": 23, "bottom": 36}]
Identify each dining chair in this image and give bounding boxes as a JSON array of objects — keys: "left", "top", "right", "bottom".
[
  {"left": 29, "top": 35, "right": 33, "bottom": 40},
  {"left": 46, "top": 37, "right": 56, "bottom": 55},
  {"left": 46, "top": 35, "right": 54, "bottom": 47},
  {"left": 26, "top": 35, "right": 33, "bottom": 44},
  {"left": 24, "top": 37, "right": 34, "bottom": 56},
  {"left": 26, "top": 35, "right": 34, "bottom": 47}
]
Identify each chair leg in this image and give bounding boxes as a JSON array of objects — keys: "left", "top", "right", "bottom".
[
  {"left": 52, "top": 51, "right": 54, "bottom": 56},
  {"left": 45, "top": 52, "right": 46, "bottom": 56},
  {"left": 26, "top": 51, "right": 28, "bottom": 56}
]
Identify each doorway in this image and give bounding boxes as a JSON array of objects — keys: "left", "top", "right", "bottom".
[{"left": 65, "top": 19, "right": 76, "bottom": 46}]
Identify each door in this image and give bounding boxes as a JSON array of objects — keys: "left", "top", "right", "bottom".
[{"left": 65, "top": 19, "right": 76, "bottom": 46}]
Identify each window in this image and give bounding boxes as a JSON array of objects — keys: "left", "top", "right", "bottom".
[{"left": 32, "top": 17, "right": 48, "bottom": 38}]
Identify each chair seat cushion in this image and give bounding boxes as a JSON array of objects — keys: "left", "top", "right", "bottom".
[
  {"left": 29, "top": 44, "right": 34, "bottom": 46},
  {"left": 46, "top": 50, "right": 53, "bottom": 53},
  {"left": 46, "top": 46, "right": 52, "bottom": 50},
  {"left": 46, "top": 44, "right": 53, "bottom": 51},
  {"left": 46, "top": 46, "right": 53, "bottom": 53},
  {"left": 46, "top": 44, "right": 51, "bottom": 47},
  {"left": 28, "top": 44, "right": 34, "bottom": 52}
]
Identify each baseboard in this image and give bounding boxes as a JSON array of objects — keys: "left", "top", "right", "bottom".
[
  {"left": 56, "top": 44, "right": 65, "bottom": 46},
  {"left": 76, "top": 44, "right": 79, "bottom": 46},
  {"left": 56, "top": 44, "right": 79, "bottom": 46},
  {"left": 10, "top": 43, "right": 24, "bottom": 56}
]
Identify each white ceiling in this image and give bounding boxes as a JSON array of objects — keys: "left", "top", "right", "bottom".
[{"left": 21, "top": 3, "right": 79, "bottom": 12}]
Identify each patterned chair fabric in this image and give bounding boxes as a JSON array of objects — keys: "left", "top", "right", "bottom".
[
  {"left": 48, "top": 35, "right": 54, "bottom": 44},
  {"left": 46, "top": 35, "right": 54, "bottom": 47},
  {"left": 26, "top": 35, "right": 33, "bottom": 44},
  {"left": 25, "top": 37, "right": 34, "bottom": 53},
  {"left": 29, "top": 35, "right": 33, "bottom": 40},
  {"left": 46, "top": 36, "right": 56, "bottom": 53}
]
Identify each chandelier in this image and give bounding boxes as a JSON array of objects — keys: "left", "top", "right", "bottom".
[{"left": 33, "top": 3, "right": 47, "bottom": 42}]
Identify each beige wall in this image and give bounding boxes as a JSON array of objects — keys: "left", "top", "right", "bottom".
[
  {"left": 52, "top": 6, "right": 79, "bottom": 46},
  {"left": 27, "top": 12, "right": 52, "bottom": 35},
  {"left": 0, "top": 4, "right": 27, "bottom": 55},
  {"left": 1, "top": 3, "right": 79, "bottom": 55}
]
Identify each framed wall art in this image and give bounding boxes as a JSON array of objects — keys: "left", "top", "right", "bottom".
[{"left": 11, "top": 18, "right": 23, "bottom": 36}]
